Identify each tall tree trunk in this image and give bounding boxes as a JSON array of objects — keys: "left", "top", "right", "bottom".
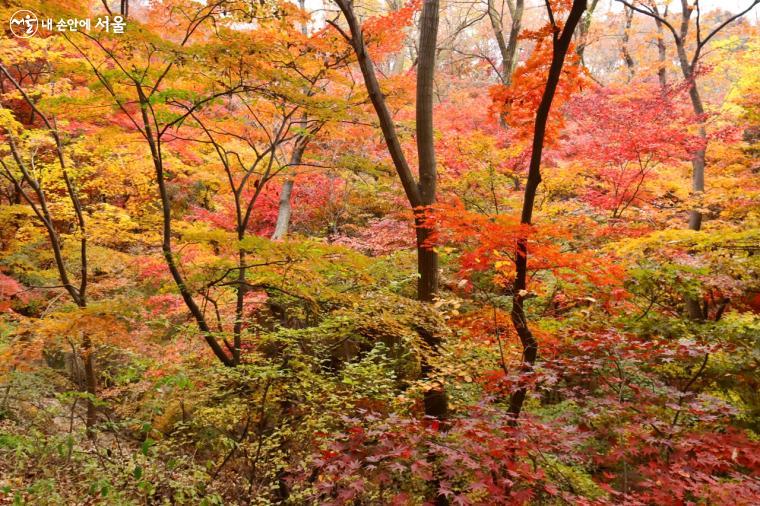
[
  {"left": 575, "top": 0, "right": 600, "bottom": 64},
  {"left": 271, "top": 0, "right": 309, "bottom": 241},
  {"left": 674, "top": 3, "right": 707, "bottom": 234},
  {"left": 335, "top": 5, "right": 448, "bottom": 495},
  {"left": 508, "top": 0, "right": 587, "bottom": 422},
  {"left": 334, "top": 0, "right": 439, "bottom": 303},
  {"left": 0, "top": 66, "right": 97, "bottom": 435},
  {"left": 676, "top": 41, "right": 707, "bottom": 320},
  {"left": 272, "top": 143, "right": 306, "bottom": 240},
  {"left": 415, "top": 0, "right": 440, "bottom": 302},
  {"left": 654, "top": 5, "right": 668, "bottom": 89},
  {"left": 621, "top": 6, "right": 636, "bottom": 82},
  {"left": 487, "top": 0, "right": 524, "bottom": 84},
  {"left": 682, "top": 71, "right": 707, "bottom": 233}
]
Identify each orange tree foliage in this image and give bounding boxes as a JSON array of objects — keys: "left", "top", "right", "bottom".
[
  {"left": 0, "top": 0, "right": 759, "bottom": 504},
  {"left": 489, "top": 0, "right": 588, "bottom": 145},
  {"left": 425, "top": 199, "right": 623, "bottom": 299}
]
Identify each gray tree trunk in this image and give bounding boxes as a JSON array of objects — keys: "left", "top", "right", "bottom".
[
  {"left": 620, "top": 6, "right": 636, "bottom": 82},
  {"left": 271, "top": 0, "right": 309, "bottom": 241},
  {"left": 654, "top": 5, "right": 668, "bottom": 89},
  {"left": 674, "top": 31, "right": 707, "bottom": 233},
  {"left": 575, "top": 0, "right": 600, "bottom": 64},
  {"left": 487, "top": 0, "right": 524, "bottom": 84},
  {"left": 271, "top": 143, "right": 306, "bottom": 240}
]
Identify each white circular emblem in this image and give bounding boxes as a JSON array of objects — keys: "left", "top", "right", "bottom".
[{"left": 9, "top": 10, "right": 39, "bottom": 38}]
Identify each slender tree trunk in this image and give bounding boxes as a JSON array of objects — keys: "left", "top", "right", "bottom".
[
  {"left": 508, "top": 0, "right": 587, "bottom": 422},
  {"left": 415, "top": 226, "right": 439, "bottom": 302},
  {"left": 576, "top": 0, "right": 600, "bottom": 64},
  {"left": 415, "top": 0, "right": 440, "bottom": 302},
  {"left": 0, "top": 68, "right": 98, "bottom": 434},
  {"left": 272, "top": 180, "right": 294, "bottom": 240},
  {"left": 674, "top": 42, "right": 707, "bottom": 234},
  {"left": 271, "top": 0, "right": 309, "bottom": 240},
  {"left": 487, "top": 0, "right": 524, "bottom": 84},
  {"left": 82, "top": 334, "right": 97, "bottom": 436},
  {"left": 138, "top": 91, "right": 234, "bottom": 366},
  {"left": 621, "top": 6, "right": 636, "bottom": 82},
  {"left": 334, "top": 0, "right": 439, "bottom": 303},
  {"left": 680, "top": 50, "right": 707, "bottom": 320},
  {"left": 654, "top": 5, "right": 668, "bottom": 89},
  {"left": 673, "top": 0, "right": 707, "bottom": 233},
  {"left": 233, "top": 248, "right": 245, "bottom": 365},
  {"left": 272, "top": 143, "right": 306, "bottom": 240}
]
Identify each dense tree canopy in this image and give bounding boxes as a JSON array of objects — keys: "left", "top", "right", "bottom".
[{"left": 0, "top": 0, "right": 758, "bottom": 504}]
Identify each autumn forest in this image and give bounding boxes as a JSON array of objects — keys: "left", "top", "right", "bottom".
[{"left": 0, "top": 0, "right": 759, "bottom": 504}]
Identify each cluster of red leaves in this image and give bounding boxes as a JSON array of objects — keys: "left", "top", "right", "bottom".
[
  {"left": 144, "top": 293, "right": 186, "bottom": 318},
  {"left": 305, "top": 388, "right": 760, "bottom": 505},
  {"left": 564, "top": 82, "right": 703, "bottom": 167},
  {"left": 332, "top": 218, "right": 415, "bottom": 256},
  {"left": 0, "top": 272, "right": 26, "bottom": 312},
  {"left": 351, "top": 322, "right": 760, "bottom": 505},
  {"left": 563, "top": 82, "right": 703, "bottom": 215},
  {"left": 298, "top": 318, "right": 760, "bottom": 503},
  {"left": 134, "top": 256, "right": 171, "bottom": 288},
  {"left": 534, "top": 329, "right": 760, "bottom": 504},
  {"left": 190, "top": 172, "right": 341, "bottom": 237},
  {"left": 634, "top": 430, "right": 760, "bottom": 505},
  {"left": 303, "top": 408, "right": 595, "bottom": 505}
]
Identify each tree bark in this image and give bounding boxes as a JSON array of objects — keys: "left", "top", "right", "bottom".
[
  {"left": 620, "top": 6, "right": 636, "bottom": 82},
  {"left": 508, "top": 0, "right": 587, "bottom": 422},
  {"left": 415, "top": 0, "right": 440, "bottom": 302},
  {"left": 272, "top": 180, "right": 295, "bottom": 240},
  {"left": 575, "top": 0, "right": 600, "bottom": 64},
  {"left": 678, "top": 43, "right": 707, "bottom": 318},
  {"left": 334, "top": 0, "right": 440, "bottom": 302},
  {"left": 653, "top": 5, "right": 668, "bottom": 89},
  {"left": 487, "top": 0, "right": 524, "bottom": 84},
  {"left": 272, "top": 143, "right": 306, "bottom": 240},
  {"left": 271, "top": 0, "right": 309, "bottom": 240},
  {"left": 674, "top": 1, "right": 706, "bottom": 233}
]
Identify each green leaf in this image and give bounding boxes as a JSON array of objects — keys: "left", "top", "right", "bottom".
[{"left": 141, "top": 438, "right": 155, "bottom": 456}]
